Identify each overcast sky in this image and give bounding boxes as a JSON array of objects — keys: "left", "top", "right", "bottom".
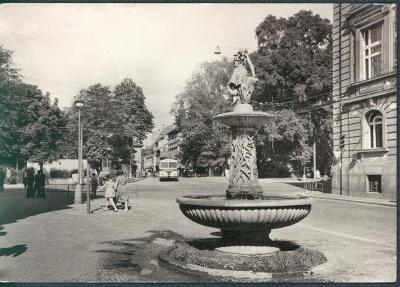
[{"left": 0, "top": 3, "right": 332, "bottom": 145}]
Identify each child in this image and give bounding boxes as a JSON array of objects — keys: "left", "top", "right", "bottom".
[{"left": 97, "top": 175, "right": 117, "bottom": 212}]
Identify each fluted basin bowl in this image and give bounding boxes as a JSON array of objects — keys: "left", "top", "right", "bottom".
[
  {"left": 177, "top": 194, "right": 311, "bottom": 241},
  {"left": 213, "top": 111, "right": 274, "bottom": 128},
  {"left": 213, "top": 104, "right": 274, "bottom": 128}
]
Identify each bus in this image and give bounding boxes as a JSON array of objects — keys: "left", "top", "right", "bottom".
[{"left": 159, "top": 158, "right": 179, "bottom": 181}]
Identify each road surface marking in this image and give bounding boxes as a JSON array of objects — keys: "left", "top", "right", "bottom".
[{"left": 297, "top": 224, "right": 396, "bottom": 247}]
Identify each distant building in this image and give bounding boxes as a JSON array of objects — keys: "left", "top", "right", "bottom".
[
  {"left": 141, "top": 124, "right": 183, "bottom": 173},
  {"left": 142, "top": 147, "right": 154, "bottom": 171},
  {"left": 331, "top": 3, "right": 396, "bottom": 200},
  {"left": 27, "top": 159, "right": 89, "bottom": 173},
  {"left": 167, "top": 127, "right": 182, "bottom": 163}
]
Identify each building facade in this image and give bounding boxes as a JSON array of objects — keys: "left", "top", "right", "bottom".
[
  {"left": 142, "top": 147, "right": 154, "bottom": 171},
  {"left": 167, "top": 127, "right": 182, "bottom": 162},
  {"left": 141, "top": 124, "right": 183, "bottom": 173},
  {"left": 332, "top": 3, "right": 397, "bottom": 200}
]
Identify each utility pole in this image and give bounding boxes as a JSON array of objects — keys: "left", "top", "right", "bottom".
[
  {"left": 74, "top": 107, "right": 82, "bottom": 204},
  {"left": 313, "top": 129, "right": 316, "bottom": 179},
  {"left": 74, "top": 100, "right": 84, "bottom": 204}
]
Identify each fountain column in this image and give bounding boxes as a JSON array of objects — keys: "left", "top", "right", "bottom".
[{"left": 227, "top": 125, "right": 262, "bottom": 199}]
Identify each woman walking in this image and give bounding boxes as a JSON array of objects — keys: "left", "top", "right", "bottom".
[
  {"left": 115, "top": 170, "right": 129, "bottom": 211},
  {"left": 97, "top": 175, "right": 117, "bottom": 212}
]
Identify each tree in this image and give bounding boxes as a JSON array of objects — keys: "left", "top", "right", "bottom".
[
  {"left": 253, "top": 11, "right": 332, "bottom": 104},
  {"left": 252, "top": 11, "right": 333, "bottom": 176},
  {"left": 0, "top": 46, "right": 67, "bottom": 169},
  {"left": 19, "top": 88, "right": 67, "bottom": 168},
  {"left": 172, "top": 59, "right": 232, "bottom": 174},
  {"left": 257, "top": 109, "right": 312, "bottom": 177},
  {"left": 64, "top": 79, "right": 154, "bottom": 170}
]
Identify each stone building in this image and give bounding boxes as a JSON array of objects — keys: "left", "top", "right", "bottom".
[
  {"left": 167, "top": 127, "right": 182, "bottom": 161},
  {"left": 141, "top": 124, "right": 183, "bottom": 173},
  {"left": 331, "top": 3, "right": 396, "bottom": 200},
  {"left": 142, "top": 147, "right": 154, "bottom": 171}
]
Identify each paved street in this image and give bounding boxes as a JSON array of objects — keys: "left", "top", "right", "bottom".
[{"left": 0, "top": 177, "right": 396, "bottom": 282}]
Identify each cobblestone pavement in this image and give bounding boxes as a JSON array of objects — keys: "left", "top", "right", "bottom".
[{"left": 0, "top": 177, "right": 396, "bottom": 282}]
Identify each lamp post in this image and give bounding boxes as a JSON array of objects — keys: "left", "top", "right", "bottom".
[
  {"left": 132, "top": 140, "right": 143, "bottom": 178},
  {"left": 74, "top": 100, "right": 84, "bottom": 205}
]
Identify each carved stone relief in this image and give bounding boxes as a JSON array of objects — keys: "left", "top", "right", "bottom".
[{"left": 229, "top": 134, "right": 257, "bottom": 186}]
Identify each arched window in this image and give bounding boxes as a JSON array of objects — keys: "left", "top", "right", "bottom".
[{"left": 366, "top": 110, "right": 383, "bottom": 148}]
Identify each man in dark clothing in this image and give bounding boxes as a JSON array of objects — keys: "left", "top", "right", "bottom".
[
  {"left": 34, "top": 169, "right": 46, "bottom": 198},
  {"left": 0, "top": 168, "right": 5, "bottom": 192},
  {"left": 90, "top": 173, "right": 98, "bottom": 198},
  {"left": 26, "top": 168, "right": 35, "bottom": 198}
]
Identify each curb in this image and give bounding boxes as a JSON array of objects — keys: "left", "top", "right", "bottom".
[{"left": 309, "top": 194, "right": 396, "bottom": 207}]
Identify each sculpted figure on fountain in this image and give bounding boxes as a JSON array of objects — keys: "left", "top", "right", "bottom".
[{"left": 227, "top": 49, "right": 258, "bottom": 106}]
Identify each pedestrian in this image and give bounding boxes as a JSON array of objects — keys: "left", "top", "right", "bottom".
[
  {"left": 34, "top": 169, "right": 46, "bottom": 198},
  {"left": 115, "top": 170, "right": 129, "bottom": 211},
  {"left": 0, "top": 167, "right": 5, "bottom": 192},
  {"left": 23, "top": 170, "right": 27, "bottom": 190},
  {"left": 97, "top": 175, "right": 117, "bottom": 212},
  {"left": 5, "top": 167, "right": 11, "bottom": 184},
  {"left": 90, "top": 172, "right": 98, "bottom": 198},
  {"left": 26, "top": 168, "right": 35, "bottom": 198}
]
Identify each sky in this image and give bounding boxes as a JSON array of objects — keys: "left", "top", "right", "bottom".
[{"left": 0, "top": 3, "right": 332, "bottom": 146}]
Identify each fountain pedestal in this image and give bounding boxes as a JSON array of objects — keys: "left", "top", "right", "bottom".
[
  {"left": 227, "top": 126, "right": 262, "bottom": 199},
  {"left": 215, "top": 104, "right": 267, "bottom": 199}
]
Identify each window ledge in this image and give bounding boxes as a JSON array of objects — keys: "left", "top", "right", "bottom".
[
  {"left": 350, "top": 72, "right": 396, "bottom": 89},
  {"left": 356, "top": 148, "right": 389, "bottom": 154}
]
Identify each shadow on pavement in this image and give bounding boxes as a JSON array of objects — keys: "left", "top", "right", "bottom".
[
  {"left": 90, "top": 230, "right": 213, "bottom": 283},
  {"left": 0, "top": 244, "right": 28, "bottom": 257},
  {"left": 0, "top": 188, "right": 74, "bottom": 258}
]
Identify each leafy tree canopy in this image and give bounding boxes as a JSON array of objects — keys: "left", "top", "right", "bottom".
[
  {"left": 252, "top": 11, "right": 333, "bottom": 177},
  {"left": 253, "top": 10, "right": 332, "bottom": 105},
  {"left": 0, "top": 46, "right": 67, "bottom": 167},
  {"left": 171, "top": 59, "right": 233, "bottom": 172},
  {"left": 64, "top": 79, "right": 154, "bottom": 170}
]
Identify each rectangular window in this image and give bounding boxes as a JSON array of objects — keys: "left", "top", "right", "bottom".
[
  {"left": 375, "top": 124, "right": 383, "bottom": 147},
  {"left": 367, "top": 175, "right": 382, "bottom": 193},
  {"left": 361, "top": 23, "right": 383, "bottom": 80}
]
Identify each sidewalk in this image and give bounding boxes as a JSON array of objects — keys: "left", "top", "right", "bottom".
[
  {"left": 257, "top": 178, "right": 396, "bottom": 207},
  {"left": 308, "top": 191, "right": 396, "bottom": 207}
]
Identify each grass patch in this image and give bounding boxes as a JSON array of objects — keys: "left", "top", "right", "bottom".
[{"left": 168, "top": 240, "right": 327, "bottom": 273}]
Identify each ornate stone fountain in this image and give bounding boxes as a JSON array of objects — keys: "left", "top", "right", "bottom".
[{"left": 176, "top": 50, "right": 312, "bottom": 243}]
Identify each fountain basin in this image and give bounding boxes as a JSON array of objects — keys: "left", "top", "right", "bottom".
[
  {"left": 213, "top": 103, "right": 274, "bottom": 128},
  {"left": 177, "top": 195, "right": 311, "bottom": 236},
  {"left": 213, "top": 111, "right": 274, "bottom": 128}
]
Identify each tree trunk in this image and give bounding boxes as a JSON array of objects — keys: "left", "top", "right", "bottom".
[{"left": 16, "top": 157, "right": 19, "bottom": 178}]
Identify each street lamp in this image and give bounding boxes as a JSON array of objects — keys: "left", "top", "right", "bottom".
[{"left": 74, "top": 100, "right": 84, "bottom": 205}]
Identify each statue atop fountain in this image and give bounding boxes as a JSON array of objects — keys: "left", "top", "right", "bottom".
[{"left": 227, "top": 49, "right": 258, "bottom": 107}]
